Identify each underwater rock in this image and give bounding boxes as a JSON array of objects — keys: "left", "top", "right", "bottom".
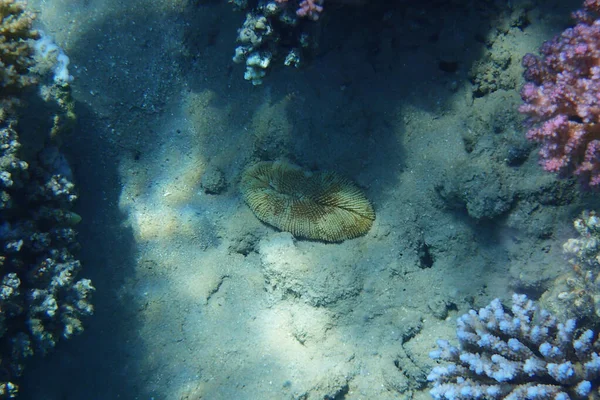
[
  {"left": 297, "top": 373, "right": 349, "bottom": 400},
  {"left": 428, "top": 297, "right": 452, "bottom": 320},
  {"left": 258, "top": 232, "right": 362, "bottom": 306},
  {"left": 200, "top": 164, "right": 227, "bottom": 194},
  {"left": 229, "top": 229, "right": 260, "bottom": 255},
  {"left": 436, "top": 158, "right": 514, "bottom": 220}
]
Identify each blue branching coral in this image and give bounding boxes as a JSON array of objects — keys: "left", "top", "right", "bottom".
[{"left": 428, "top": 294, "right": 600, "bottom": 399}]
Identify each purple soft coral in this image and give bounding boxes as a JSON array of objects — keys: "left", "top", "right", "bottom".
[{"left": 519, "top": 0, "right": 600, "bottom": 186}]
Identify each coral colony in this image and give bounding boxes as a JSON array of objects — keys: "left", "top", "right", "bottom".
[
  {"left": 0, "top": 0, "right": 92, "bottom": 397},
  {"left": 230, "top": 0, "right": 321, "bottom": 85},
  {"left": 428, "top": 294, "right": 600, "bottom": 399},
  {"left": 275, "top": 0, "right": 324, "bottom": 20},
  {"left": 519, "top": 0, "right": 600, "bottom": 186},
  {"left": 536, "top": 210, "right": 600, "bottom": 322}
]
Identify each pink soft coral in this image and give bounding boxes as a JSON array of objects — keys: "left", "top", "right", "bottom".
[
  {"left": 519, "top": 0, "right": 600, "bottom": 186},
  {"left": 297, "top": 0, "right": 324, "bottom": 20},
  {"left": 274, "top": 0, "right": 324, "bottom": 20}
]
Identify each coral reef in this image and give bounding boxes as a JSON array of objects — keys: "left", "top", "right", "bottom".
[
  {"left": 230, "top": 0, "right": 318, "bottom": 85},
  {"left": 0, "top": 126, "right": 93, "bottom": 396},
  {"left": 241, "top": 161, "right": 375, "bottom": 242},
  {"left": 0, "top": 1, "right": 92, "bottom": 396},
  {"left": 428, "top": 294, "right": 600, "bottom": 399},
  {"left": 0, "top": 0, "right": 39, "bottom": 108},
  {"left": 519, "top": 0, "right": 600, "bottom": 186},
  {"left": 0, "top": 118, "right": 93, "bottom": 397}
]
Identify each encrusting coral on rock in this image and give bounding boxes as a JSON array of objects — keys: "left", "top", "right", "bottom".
[{"left": 428, "top": 294, "right": 600, "bottom": 399}]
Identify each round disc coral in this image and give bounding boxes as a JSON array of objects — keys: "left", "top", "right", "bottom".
[{"left": 240, "top": 161, "right": 375, "bottom": 242}]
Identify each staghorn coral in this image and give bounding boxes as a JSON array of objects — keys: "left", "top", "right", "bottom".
[
  {"left": 0, "top": 0, "right": 39, "bottom": 104},
  {"left": 428, "top": 294, "right": 600, "bottom": 399},
  {"left": 240, "top": 161, "right": 375, "bottom": 242}
]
